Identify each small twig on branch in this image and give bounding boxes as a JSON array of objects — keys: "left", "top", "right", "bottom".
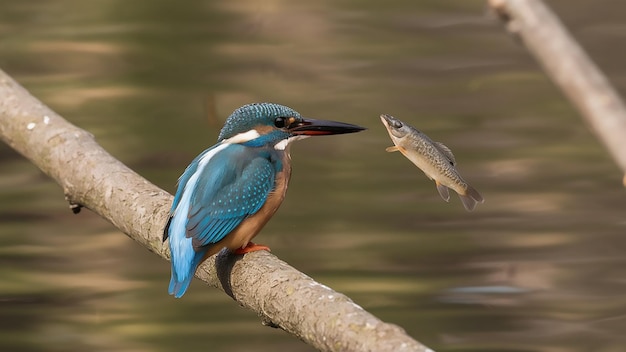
[
  {"left": 0, "top": 68, "right": 433, "bottom": 352},
  {"left": 489, "top": 0, "right": 626, "bottom": 185}
]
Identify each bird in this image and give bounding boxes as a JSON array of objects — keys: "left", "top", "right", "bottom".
[{"left": 163, "top": 102, "right": 365, "bottom": 298}]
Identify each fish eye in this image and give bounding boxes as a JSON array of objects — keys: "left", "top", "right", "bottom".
[
  {"left": 391, "top": 120, "right": 403, "bottom": 129},
  {"left": 274, "top": 117, "right": 286, "bottom": 128}
]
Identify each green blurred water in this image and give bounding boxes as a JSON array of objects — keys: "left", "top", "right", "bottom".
[{"left": 1, "top": 1, "right": 626, "bottom": 351}]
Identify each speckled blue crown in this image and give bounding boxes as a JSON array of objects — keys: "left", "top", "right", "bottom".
[{"left": 218, "top": 103, "right": 301, "bottom": 141}]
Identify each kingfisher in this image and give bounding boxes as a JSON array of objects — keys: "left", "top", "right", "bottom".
[{"left": 163, "top": 102, "right": 365, "bottom": 298}]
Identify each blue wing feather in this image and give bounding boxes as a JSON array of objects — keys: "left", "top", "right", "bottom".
[
  {"left": 186, "top": 149, "right": 275, "bottom": 246},
  {"left": 172, "top": 148, "right": 217, "bottom": 212},
  {"left": 163, "top": 147, "right": 218, "bottom": 242}
]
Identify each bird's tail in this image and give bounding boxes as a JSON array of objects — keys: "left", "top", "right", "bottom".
[
  {"left": 168, "top": 251, "right": 205, "bottom": 298},
  {"left": 458, "top": 184, "right": 484, "bottom": 212}
]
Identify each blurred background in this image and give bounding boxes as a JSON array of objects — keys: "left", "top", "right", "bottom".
[{"left": 1, "top": 0, "right": 625, "bottom": 351}]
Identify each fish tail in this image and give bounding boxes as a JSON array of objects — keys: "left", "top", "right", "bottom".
[{"left": 458, "top": 185, "right": 484, "bottom": 212}]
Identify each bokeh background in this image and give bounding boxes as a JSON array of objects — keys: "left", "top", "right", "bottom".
[{"left": 1, "top": 1, "right": 625, "bottom": 351}]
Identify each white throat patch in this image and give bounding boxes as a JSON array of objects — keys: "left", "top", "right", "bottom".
[
  {"left": 274, "top": 135, "right": 309, "bottom": 150},
  {"left": 223, "top": 129, "right": 261, "bottom": 144}
]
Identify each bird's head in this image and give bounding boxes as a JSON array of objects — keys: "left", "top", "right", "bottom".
[{"left": 218, "top": 103, "right": 365, "bottom": 149}]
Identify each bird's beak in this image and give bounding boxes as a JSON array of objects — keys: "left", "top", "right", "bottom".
[{"left": 289, "top": 118, "right": 366, "bottom": 136}]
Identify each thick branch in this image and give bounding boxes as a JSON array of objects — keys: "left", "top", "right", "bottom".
[
  {"left": 0, "top": 69, "right": 433, "bottom": 352},
  {"left": 489, "top": 0, "right": 626, "bottom": 183}
]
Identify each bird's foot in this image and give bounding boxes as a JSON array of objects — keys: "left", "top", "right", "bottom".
[{"left": 234, "top": 242, "right": 271, "bottom": 255}]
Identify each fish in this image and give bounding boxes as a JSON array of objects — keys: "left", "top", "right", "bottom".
[{"left": 380, "top": 114, "right": 484, "bottom": 211}]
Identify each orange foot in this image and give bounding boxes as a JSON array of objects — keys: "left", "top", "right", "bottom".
[{"left": 233, "top": 242, "right": 271, "bottom": 255}]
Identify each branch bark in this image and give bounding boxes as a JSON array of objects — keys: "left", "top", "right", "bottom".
[
  {"left": 489, "top": 0, "right": 626, "bottom": 184},
  {"left": 0, "top": 68, "right": 433, "bottom": 352}
]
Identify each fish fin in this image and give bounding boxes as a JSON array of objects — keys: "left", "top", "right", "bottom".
[
  {"left": 434, "top": 141, "right": 456, "bottom": 166},
  {"left": 435, "top": 181, "right": 450, "bottom": 202},
  {"left": 385, "top": 146, "right": 400, "bottom": 153},
  {"left": 458, "top": 185, "right": 484, "bottom": 212}
]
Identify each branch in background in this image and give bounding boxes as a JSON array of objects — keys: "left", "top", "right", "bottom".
[
  {"left": 489, "top": 0, "right": 626, "bottom": 185},
  {"left": 0, "top": 68, "right": 433, "bottom": 352}
]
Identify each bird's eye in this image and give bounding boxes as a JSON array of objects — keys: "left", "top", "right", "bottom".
[
  {"left": 274, "top": 117, "right": 286, "bottom": 128},
  {"left": 392, "top": 120, "right": 403, "bottom": 129}
]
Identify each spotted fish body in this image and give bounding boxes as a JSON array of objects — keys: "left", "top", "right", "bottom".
[{"left": 380, "top": 114, "right": 484, "bottom": 211}]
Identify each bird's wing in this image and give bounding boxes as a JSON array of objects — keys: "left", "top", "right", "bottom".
[
  {"left": 163, "top": 147, "right": 217, "bottom": 242},
  {"left": 172, "top": 152, "right": 204, "bottom": 211},
  {"left": 185, "top": 147, "right": 275, "bottom": 248}
]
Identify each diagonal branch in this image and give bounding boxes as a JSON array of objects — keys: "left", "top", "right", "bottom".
[
  {"left": 0, "top": 68, "right": 433, "bottom": 352},
  {"left": 489, "top": 0, "right": 626, "bottom": 184}
]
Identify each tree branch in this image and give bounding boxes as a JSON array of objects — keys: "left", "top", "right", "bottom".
[
  {"left": 488, "top": 0, "right": 626, "bottom": 185},
  {"left": 0, "top": 68, "right": 433, "bottom": 352}
]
